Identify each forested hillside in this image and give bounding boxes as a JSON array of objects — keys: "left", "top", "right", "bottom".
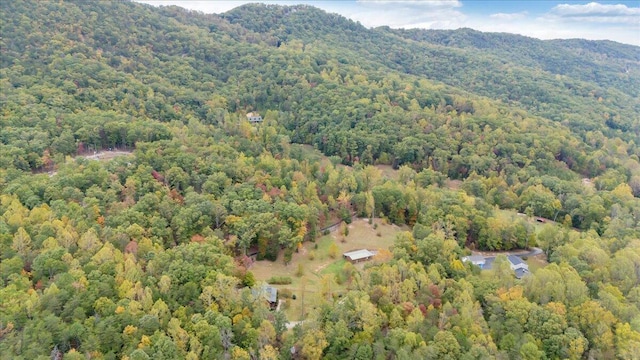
[{"left": 1, "top": 1, "right": 639, "bottom": 359}]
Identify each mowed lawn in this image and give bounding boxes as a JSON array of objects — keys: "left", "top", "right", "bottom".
[{"left": 250, "top": 217, "right": 406, "bottom": 321}]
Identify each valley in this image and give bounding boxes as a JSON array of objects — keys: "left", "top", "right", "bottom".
[{"left": 1, "top": 1, "right": 639, "bottom": 359}]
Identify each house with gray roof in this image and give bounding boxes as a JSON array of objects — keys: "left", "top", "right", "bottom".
[
  {"left": 253, "top": 284, "right": 278, "bottom": 309},
  {"left": 464, "top": 254, "right": 529, "bottom": 278},
  {"left": 507, "top": 255, "right": 529, "bottom": 278}
]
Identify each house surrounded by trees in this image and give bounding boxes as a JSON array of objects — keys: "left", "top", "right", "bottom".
[
  {"left": 463, "top": 254, "right": 529, "bottom": 278},
  {"left": 246, "top": 112, "right": 263, "bottom": 123}
]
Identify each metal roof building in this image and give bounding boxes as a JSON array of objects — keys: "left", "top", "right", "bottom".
[
  {"left": 343, "top": 249, "right": 377, "bottom": 263},
  {"left": 253, "top": 285, "right": 278, "bottom": 305}
]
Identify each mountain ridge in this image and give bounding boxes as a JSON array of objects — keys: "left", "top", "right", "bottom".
[{"left": 2, "top": 2, "right": 640, "bottom": 359}]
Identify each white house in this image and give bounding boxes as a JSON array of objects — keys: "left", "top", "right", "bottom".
[
  {"left": 246, "top": 112, "right": 263, "bottom": 123},
  {"left": 507, "top": 255, "right": 529, "bottom": 278},
  {"left": 462, "top": 255, "right": 486, "bottom": 269}
]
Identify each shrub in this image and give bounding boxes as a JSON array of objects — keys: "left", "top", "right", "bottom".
[
  {"left": 267, "top": 276, "right": 292, "bottom": 285},
  {"left": 279, "top": 288, "right": 293, "bottom": 299},
  {"left": 328, "top": 243, "right": 339, "bottom": 259},
  {"left": 308, "top": 251, "right": 316, "bottom": 260},
  {"left": 296, "top": 264, "right": 304, "bottom": 277},
  {"left": 243, "top": 271, "right": 256, "bottom": 287}
]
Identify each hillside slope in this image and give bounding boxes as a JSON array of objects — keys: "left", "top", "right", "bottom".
[
  {"left": 2, "top": 1, "right": 640, "bottom": 359},
  {"left": 224, "top": 4, "right": 640, "bottom": 140}
]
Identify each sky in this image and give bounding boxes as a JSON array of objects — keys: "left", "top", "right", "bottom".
[{"left": 136, "top": 1, "right": 640, "bottom": 45}]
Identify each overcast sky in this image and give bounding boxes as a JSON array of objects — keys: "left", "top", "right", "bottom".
[{"left": 136, "top": 1, "right": 640, "bottom": 45}]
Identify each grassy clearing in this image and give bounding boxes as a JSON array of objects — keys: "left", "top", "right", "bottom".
[
  {"left": 495, "top": 209, "right": 552, "bottom": 235},
  {"left": 250, "top": 217, "right": 405, "bottom": 320},
  {"left": 526, "top": 254, "right": 549, "bottom": 273},
  {"left": 320, "top": 259, "right": 347, "bottom": 276},
  {"left": 375, "top": 164, "right": 398, "bottom": 180},
  {"left": 290, "top": 144, "right": 329, "bottom": 166},
  {"left": 446, "top": 179, "right": 462, "bottom": 190}
]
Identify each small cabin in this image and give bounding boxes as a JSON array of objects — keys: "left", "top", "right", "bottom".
[
  {"left": 246, "top": 112, "right": 263, "bottom": 123},
  {"left": 253, "top": 285, "right": 278, "bottom": 309}
]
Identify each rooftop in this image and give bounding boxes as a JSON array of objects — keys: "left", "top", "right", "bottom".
[
  {"left": 507, "top": 255, "right": 525, "bottom": 266},
  {"left": 264, "top": 286, "right": 277, "bottom": 303},
  {"left": 515, "top": 268, "right": 529, "bottom": 279},
  {"left": 343, "top": 249, "right": 377, "bottom": 261},
  {"left": 253, "top": 285, "right": 278, "bottom": 303},
  {"left": 463, "top": 255, "right": 486, "bottom": 264}
]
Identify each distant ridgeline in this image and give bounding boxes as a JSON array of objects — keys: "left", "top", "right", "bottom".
[{"left": 1, "top": 1, "right": 640, "bottom": 359}]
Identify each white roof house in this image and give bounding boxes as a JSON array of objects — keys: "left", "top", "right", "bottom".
[
  {"left": 462, "top": 255, "right": 486, "bottom": 268},
  {"left": 246, "top": 112, "right": 263, "bottom": 123},
  {"left": 343, "top": 249, "right": 377, "bottom": 263},
  {"left": 507, "top": 255, "right": 529, "bottom": 278}
]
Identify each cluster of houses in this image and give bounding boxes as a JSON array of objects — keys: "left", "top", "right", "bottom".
[
  {"left": 254, "top": 249, "right": 529, "bottom": 312},
  {"left": 253, "top": 248, "right": 379, "bottom": 311},
  {"left": 341, "top": 249, "right": 531, "bottom": 278},
  {"left": 462, "top": 254, "right": 530, "bottom": 278}
]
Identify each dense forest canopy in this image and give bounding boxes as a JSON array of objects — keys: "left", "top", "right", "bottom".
[{"left": 1, "top": 1, "right": 639, "bottom": 359}]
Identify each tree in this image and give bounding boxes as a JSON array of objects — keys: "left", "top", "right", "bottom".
[
  {"left": 11, "top": 227, "right": 32, "bottom": 259},
  {"left": 519, "top": 341, "right": 545, "bottom": 360},
  {"left": 364, "top": 191, "right": 375, "bottom": 224},
  {"left": 300, "top": 329, "right": 328, "bottom": 360},
  {"left": 328, "top": 242, "right": 339, "bottom": 259},
  {"left": 32, "top": 248, "right": 68, "bottom": 280},
  {"left": 518, "top": 184, "right": 561, "bottom": 219},
  {"left": 569, "top": 301, "right": 616, "bottom": 355},
  {"left": 615, "top": 322, "right": 640, "bottom": 360},
  {"left": 432, "top": 330, "right": 461, "bottom": 360},
  {"left": 536, "top": 225, "right": 565, "bottom": 257}
]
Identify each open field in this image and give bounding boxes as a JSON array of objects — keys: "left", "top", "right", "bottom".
[
  {"left": 81, "top": 150, "right": 133, "bottom": 161},
  {"left": 375, "top": 164, "right": 399, "bottom": 180},
  {"left": 495, "top": 209, "right": 556, "bottom": 235},
  {"left": 526, "top": 254, "right": 549, "bottom": 273},
  {"left": 42, "top": 150, "right": 134, "bottom": 177},
  {"left": 291, "top": 144, "right": 401, "bottom": 182},
  {"left": 290, "top": 144, "right": 333, "bottom": 168},
  {"left": 250, "top": 217, "right": 406, "bottom": 320}
]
